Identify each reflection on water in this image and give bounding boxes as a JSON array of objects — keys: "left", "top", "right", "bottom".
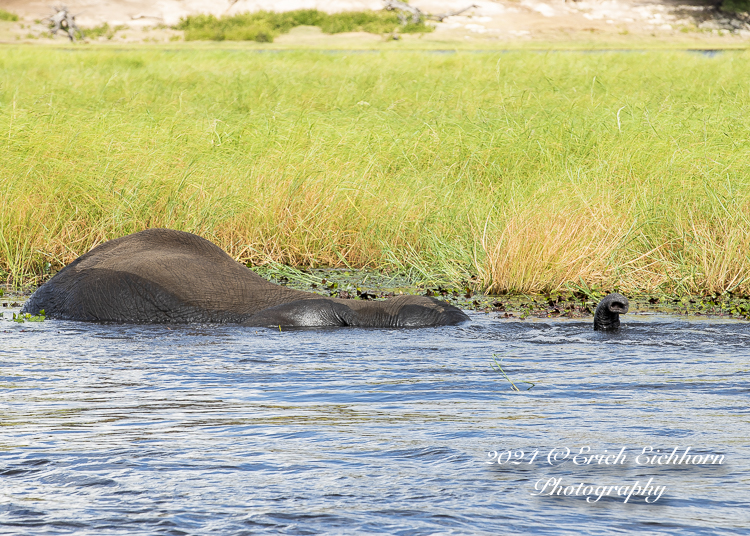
[{"left": 1, "top": 314, "right": 749, "bottom": 534}]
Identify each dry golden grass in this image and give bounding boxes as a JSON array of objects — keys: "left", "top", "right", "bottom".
[{"left": 478, "top": 204, "right": 628, "bottom": 294}]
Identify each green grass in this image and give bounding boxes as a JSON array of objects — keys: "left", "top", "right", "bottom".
[
  {"left": 175, "top": 10, "right": 433, "bottom": 42},
  {"left": 83, "top": 23, "right": 127, "bottom": 40},
  {"left": 2, "top": 47, "right": 750, "bottom": 296},
  {"left": 0, "top": 9, "right": 19, "bottom": 22}
]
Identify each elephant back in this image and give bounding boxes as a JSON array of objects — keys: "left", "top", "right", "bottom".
[{"left": 22, "top": 229, "right": 304, "bottom": 322}]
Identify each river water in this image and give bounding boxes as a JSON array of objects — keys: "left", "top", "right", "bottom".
[{"left": 1, "top": 312, "right": 748, "bottom": 534}]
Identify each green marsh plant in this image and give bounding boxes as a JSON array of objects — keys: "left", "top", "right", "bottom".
[
  {"left": 9, "top": 310, "right": 45, "bottom": 323},
  {"left": 491, "top": 354, "right": 535, "bottom": 391},
  {"left": 2, "top": 48, "right": 750, "bottom": 296}
]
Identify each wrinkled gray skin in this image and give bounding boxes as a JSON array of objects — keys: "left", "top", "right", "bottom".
[
  {"left": 22, "top": 229, "right": 469, "bottom": 328},
  {"left": 593, "top": 293, "right": 629, "bottom": 331}
]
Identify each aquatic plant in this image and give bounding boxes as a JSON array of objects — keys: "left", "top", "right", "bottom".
[
  {"left": 10, "top": 310, "right": 45, "bottom": 323},
  {"left": 491, "top": 354, "right": 535, "bottom": 391}
]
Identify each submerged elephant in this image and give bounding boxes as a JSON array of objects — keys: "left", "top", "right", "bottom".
[{"left": 21, "top": 229, "right": 470, "bottom": 328}]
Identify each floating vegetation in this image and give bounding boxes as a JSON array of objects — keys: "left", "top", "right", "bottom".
[
  {"left": 7, "top": 310, "right": 45, "bottom": 323},
  {"left": 491, "top": 354, "right": 535, "bottom": 392}
]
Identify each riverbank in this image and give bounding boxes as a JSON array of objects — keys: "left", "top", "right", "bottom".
[
  {"left": 2, "top": 47, "right": 750, "bottom": 298},
  {"left": 4, "top": 267, "right": 750, "bottom": 320}
]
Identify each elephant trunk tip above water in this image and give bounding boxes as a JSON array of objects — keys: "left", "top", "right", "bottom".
[
  {"left": 593, "top": 292, "right": 629, "bottom": 331},
  {"left": 21, "top": 228, "right": 470, "bottom": 329}
]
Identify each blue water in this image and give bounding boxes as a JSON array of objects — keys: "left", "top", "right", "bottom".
[{"left": 1, "top": 312, "right": 749, "bottom": 534}]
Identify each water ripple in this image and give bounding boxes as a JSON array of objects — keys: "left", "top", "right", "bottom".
[{"left": 1, "top": 313, "right": 749, "bottom": 534}]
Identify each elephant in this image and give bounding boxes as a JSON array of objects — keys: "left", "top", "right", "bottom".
[
  {"left": 21, "top": 228, "right": 470, "bottom": 328},
  {"left": 593, "top": 292, "right": 629, "bottom": 331}
]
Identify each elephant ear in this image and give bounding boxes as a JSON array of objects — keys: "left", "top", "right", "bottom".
[{"left": 243, "top": 299, "right": 356, "bottom": 328}]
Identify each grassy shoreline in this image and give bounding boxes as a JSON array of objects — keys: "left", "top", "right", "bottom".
[
  {"left": 2, "top": 47, "right": 750, "bottom": 298},
  {"left": 4, "top": 265, "right": 750, "bottom": 320}
]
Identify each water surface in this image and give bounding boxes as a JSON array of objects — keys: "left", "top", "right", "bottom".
[{"left": 1, "top": 313, "right": 748, "bottom": 534}]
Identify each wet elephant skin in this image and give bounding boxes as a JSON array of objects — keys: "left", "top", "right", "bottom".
[{"left": 22, "top": 229, "right": 470, "bottom": 328}]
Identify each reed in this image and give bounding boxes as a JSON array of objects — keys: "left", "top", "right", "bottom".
[{"left": 1, "top": 47, "right": 750, "bottom": 295}]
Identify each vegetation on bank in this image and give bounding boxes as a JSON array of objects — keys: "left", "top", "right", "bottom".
[
  {"left": 251, "top": 265, "right": 750, "bottom": 319},
  {"left": 2, "top": 48, "right": 750, "bottom": 298},
  {"left": 175, "top": 10, "right": 433, "bottom": 42},
  {"left": 0, "top": 9, "right": 19, "bottom": 22},
  {"left": 84, "top": 23, "right": 128, "bottom": 40},
  {"left": 717, "top": 0, "right": 750, "bottom": 13}
]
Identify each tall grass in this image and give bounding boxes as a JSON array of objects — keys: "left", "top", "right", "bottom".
[{"left": 1, "top": 48, "right": 750, "bottom": 294}]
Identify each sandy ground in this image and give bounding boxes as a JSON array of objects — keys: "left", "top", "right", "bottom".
[{"left": 0, "top": 0, "right": 748, "bottom": 45}]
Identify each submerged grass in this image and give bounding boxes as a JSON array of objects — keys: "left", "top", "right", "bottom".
[
  {"left": 1, "top": 47, "right": 750, "bottom": 295},
  {"left": 491, "top": 355, "right": 535, "bottom": 391}
]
